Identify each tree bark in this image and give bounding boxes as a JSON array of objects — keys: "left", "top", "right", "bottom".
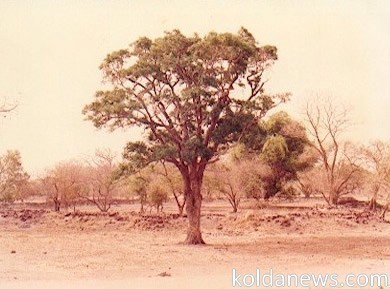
[
  {"left": 173, "top": 191, "right": 186, "bottom": 217},
  {"left": 381, "top": 202, "right": 388, "bottom": 220},
  {"left": 178, "top": 204, "right": 185, "bottom": 217},
  {"left": 185, "top": 188, "right": 204, "bottom": 244},
  {"left": 329, "top": 194, "right": 339, "bottom": 206},
  {"left": 183, "top": 168, "right": 205, "bottom": 245},
  {"left": 54, "top": 199, "right": 60, "bottom": 212},
  {"left": 329, "top": 191, "right": 339, "bottom": 206},
  {"left": 328, "top": 180, "right": 339, "bottom": 206},
  {"left": 369, "top": 186, "right": 379, "bottom": 211}
]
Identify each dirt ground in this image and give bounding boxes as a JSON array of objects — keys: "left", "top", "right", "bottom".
[{"left": 0, "top": 199, "right": 389, "bottom": 289}]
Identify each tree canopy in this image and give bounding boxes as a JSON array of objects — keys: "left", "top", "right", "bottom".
[
  {"left": 0, "top": 150, "right": 29, "bottom": 204},
  {"left": 84, "top": 28, "right": 287, "bottom": 171},
  {"left": 228, "top": 111, "right": 313, "bottom": 199},
  {"left": 260, "top": 112, "right": 312, "bottom": 198}
]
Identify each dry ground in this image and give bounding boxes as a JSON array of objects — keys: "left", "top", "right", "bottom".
[{"left": 0, "top": 199, "right": 389, "bottom": 289}]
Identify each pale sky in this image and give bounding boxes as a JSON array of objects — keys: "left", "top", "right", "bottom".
[{"left": 0, "top": 0, "right": 389, "bottom": 175}]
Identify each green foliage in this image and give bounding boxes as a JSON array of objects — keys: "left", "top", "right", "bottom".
[
  {"left": 258, "top": 112, "right": 312, "bottom": 198},
  {"left": 259, "top": 112, "right": 313, "bottom": 198},
  {"left": 121, "top": 141, "right": 153, "bottom": 174},
  {"left": 241, "top": 165, "right": 268, "bottom": 200},
  {"left": 83, "top": 28, "right": 287, "bottom": 242},
  {"left": 0, "top": 150, "right": 30, "bottom": 203},
  {"left": 126, "top": 174, "right": 149, "bottom": 202},
  {"left": 181, "top": 137, "right": 213, "bottom": 163},
  {"left": 125, "top": 166, "right": 171, "bottom": 212},
  {"left": 148, "top": 183, "right": 169, "bottom": 209},
  {"left": 83, "top": 28, "right": 285, "bottom": 173},
  {"left": 231, "top": 111, "right": 312, "bottom": 200},
  {"left": 229, "top": 143, "right": 246, "bottom": 162},
  {"left": 262, "top": 135, "right": 289, "bottom": 163}
]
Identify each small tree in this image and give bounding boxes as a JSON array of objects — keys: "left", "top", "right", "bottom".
[
  {"left": 126, "top": 173, "right": 149, "bottom": 213},
  {"left": 81, "top": 149, "right": 121, "bottom": 212},
  {"left": 125, "top": 166, "right": 169, "bottom": 213},
  {"left": 360, "top": 141, "right": 390, "bottom": 211},
  {"left": 83, "top": 28, "right": 286, "bottom": 244},
  {"left": 239, "top": 159, "right": 271, "bottom": 202},
  {"left": 207, "top": 163, "right": 242, "bottom": 213},
  {"left": 41, "top": 161, "right": 85, "bottom": 212},
  {"left": 147, "top": 181, "right": 169, "bottom": 213},
  {"left": 0, "top": 150, "right": 29, "bottom": 204}
]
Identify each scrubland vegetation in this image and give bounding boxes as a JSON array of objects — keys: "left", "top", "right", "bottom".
[
  {"left": 1, "top": 112, "right": 389, "bottom": 221},
  {"left": 1, "top": 28, "right": 389, "bottom": 240},
  {"left": 0, "top": 28, "right": 389, "bottom": 286}
]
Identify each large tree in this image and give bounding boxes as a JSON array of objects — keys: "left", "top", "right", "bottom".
[
  {"left": 226, "top": 112, "right": 313, "bottom": 200},
  {"left": 303, "top": 98, "right": 361, "bottom": 205},
  {"left": 260, "top": 111, "right": 312, "bottom": 198},
  {"left": 83, "top": 28, "right": 287, "bottom": 244}
]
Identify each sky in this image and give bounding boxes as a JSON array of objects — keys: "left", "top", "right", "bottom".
[{"left": 0, "top": 0, "right": 389, "bottom": 176}]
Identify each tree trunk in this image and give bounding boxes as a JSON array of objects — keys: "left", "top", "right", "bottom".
[
  {"left": 329, "top": 193, "right": 339, "bottom": 206},
  {"left": 185, "top": 189, "right": 204, "bottom": 244},
  {"left": 369, "top": 186, "right": 379, "bottom": 211},
  {"left": 173, "top": 192, "right": 186, "bottom": 217},
  {"left": 139, "top": 202, "right": 144, "bottom": 214},
  {"left": 328, "top": 182, "right": 339, "bottom": 206},
  {"left": 54, "top": 200, "right": 60, "bottom": 212},
  {"left": 381, "top": 202, "right": 388, "bottom": 220},
  {"left": 178, "top": 204, "right": 185, "bottom": 217},
  {"left": 183, "top": 169, "right": 205, "bottom": 245}
]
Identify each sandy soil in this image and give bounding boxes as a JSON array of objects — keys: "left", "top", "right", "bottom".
[{"left": 0, "top": 200, "right": 389, "bottom": 289}]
